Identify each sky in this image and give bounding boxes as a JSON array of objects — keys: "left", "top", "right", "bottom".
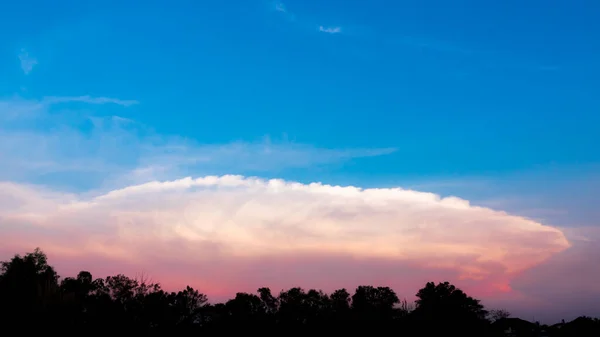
[{"left": 1, "top": 0, "right": 599, "bottom": 323}]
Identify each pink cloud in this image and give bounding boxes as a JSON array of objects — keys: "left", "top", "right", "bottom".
[
  {"left": 507, "top": 227, "right": 600, "bottom": 322},
  {"left": 0, "top": 175, "right": 575, "bottom": 317}
]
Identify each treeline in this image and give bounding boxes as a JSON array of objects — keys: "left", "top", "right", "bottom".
[{"left": 0, "top": 249, "right": 598, "bottom": 336}]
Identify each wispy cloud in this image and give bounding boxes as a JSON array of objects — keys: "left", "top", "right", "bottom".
[
  {"left": 43, "top": 95, "right": 139, "bottom": 107},
  {"left": 274, "top": 2, "right": 286, "bottom": 13},
  {"left": 18, "top": 49, "right": 38, "bottom": 75},
  {"left": 319, "top": 26, "right": 342, "bottom": 34},
  {"left": 273, "top": 1, "right": 295, "bottom": 21},
  {"left": 0, "top": 95, "right": 138, "bottom": 122},
  {"left": 0, "top": 96, "right": 395, "bottom": 187},
  {"left": 272, "top": 2, "right": 341, "bottom": 34}
]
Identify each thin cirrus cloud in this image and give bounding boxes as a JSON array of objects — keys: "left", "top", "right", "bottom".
[
  {"left": 273, "top": 2, "right": 340, "bottom": 34},
  {"left": 273, "top": 1, "right": 295, "bottom": 22},
  {"left": 275, "top": 2, "right": 286, "bottom": 13},
  {"left": 0, "top": 95, "right": 396, "bottom": 185},
  {"left": 0, "top": 95, "right": 138, "bottom": 122},
  {"left": 319, "top": 26, "right": 342, "bottom": 34},
  {"left": 271, "top": 4, "right": 556, "bottom": 73},
  {"left": 18, "top": 49, "right": 38, "bottom": 75},
  {"left": 0, "top": 175, "right": 569, "bottom": 304},
  {"left": 43, "top": 95, "right": 140, "bottom": 107}
]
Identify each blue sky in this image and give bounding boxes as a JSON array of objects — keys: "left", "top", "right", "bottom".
[
  {"left": 3, "top": 0, "right": 598, "bottom": 224},
  {"left": 1, "top": 0, "right": 599, "bottom": 321}
]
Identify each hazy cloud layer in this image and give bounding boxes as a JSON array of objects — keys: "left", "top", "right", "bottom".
[
  {"left": 0, "top": 96, "right": 395, "bottom": 187},
  {"left": 43, "top": 95, "right": 139, "bottom": 107},
  {"left": 0, "top": 175, "right": 570, "bottom": 311},
  {"left": 18, "top": 49, "right": 37, "bottom": 74}
]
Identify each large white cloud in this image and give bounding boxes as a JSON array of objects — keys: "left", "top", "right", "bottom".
[
  {"left": 0, "top": 175, "right": 569, "bottom": 295},
  {"left": 0, "top": 94, "right": 581, "bottom": 317}
]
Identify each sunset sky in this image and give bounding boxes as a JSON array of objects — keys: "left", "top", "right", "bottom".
[{"left": 1, "top": 0, "right": 599, "bottom": 323}]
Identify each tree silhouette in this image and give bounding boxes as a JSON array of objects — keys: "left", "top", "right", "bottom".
[
  {"left": 1, "top": 248, "right": 598, "bottom": 337},
  {"left": 172, "top": 285, "right": 208, "bottom": 324},
  {"left": 351, "top": 285, "right": 399, "bottom": 316},
  {"left": 224, "top": 291, "right": 267, "bottom": 333},
  {"left": 0, "top": 248, "right": 62, "bottom": 332},
  {"left": 257, "top": 287, "right": 279, "bottom": 314},
  {"left": 349, "top": 285, "right": 401, "bottom": 333},
  {"left": 413, "top": 281, "right": 489, "bottom": 335}
]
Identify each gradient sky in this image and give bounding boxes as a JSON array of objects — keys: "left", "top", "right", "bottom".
[{"left": 1, "top": 0, "right": 599, "bottom": 323}]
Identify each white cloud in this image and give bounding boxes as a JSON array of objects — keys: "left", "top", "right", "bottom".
[
  {"left": 319, "top": 26, "right": 342, "bottom": 34},
  {"left": 0, "top": 95, "right": 569, "bottom": 290},
  {"left": 18, "top": 49, "right": 38, "bottom": 75},
  {"left": 0, "top": 175, "right": 569, "bottom": 296},
  {"left": 0, "top": 96, "right": 580, "bottom": 310}
]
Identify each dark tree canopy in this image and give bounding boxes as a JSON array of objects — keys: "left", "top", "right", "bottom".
[
  {"left": 413, "top": 281, "right": 490, "bottom": 334},
  {"left": 0, "top": 248, "right": 597, "bottom": 337},
  {"left": 415, "top": 281, "right": 488, "bottom": 317}
]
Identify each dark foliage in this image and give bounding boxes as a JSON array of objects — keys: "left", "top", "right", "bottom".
[{"left": 0, "top": 248, "right": 597, "bottom": 336}]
